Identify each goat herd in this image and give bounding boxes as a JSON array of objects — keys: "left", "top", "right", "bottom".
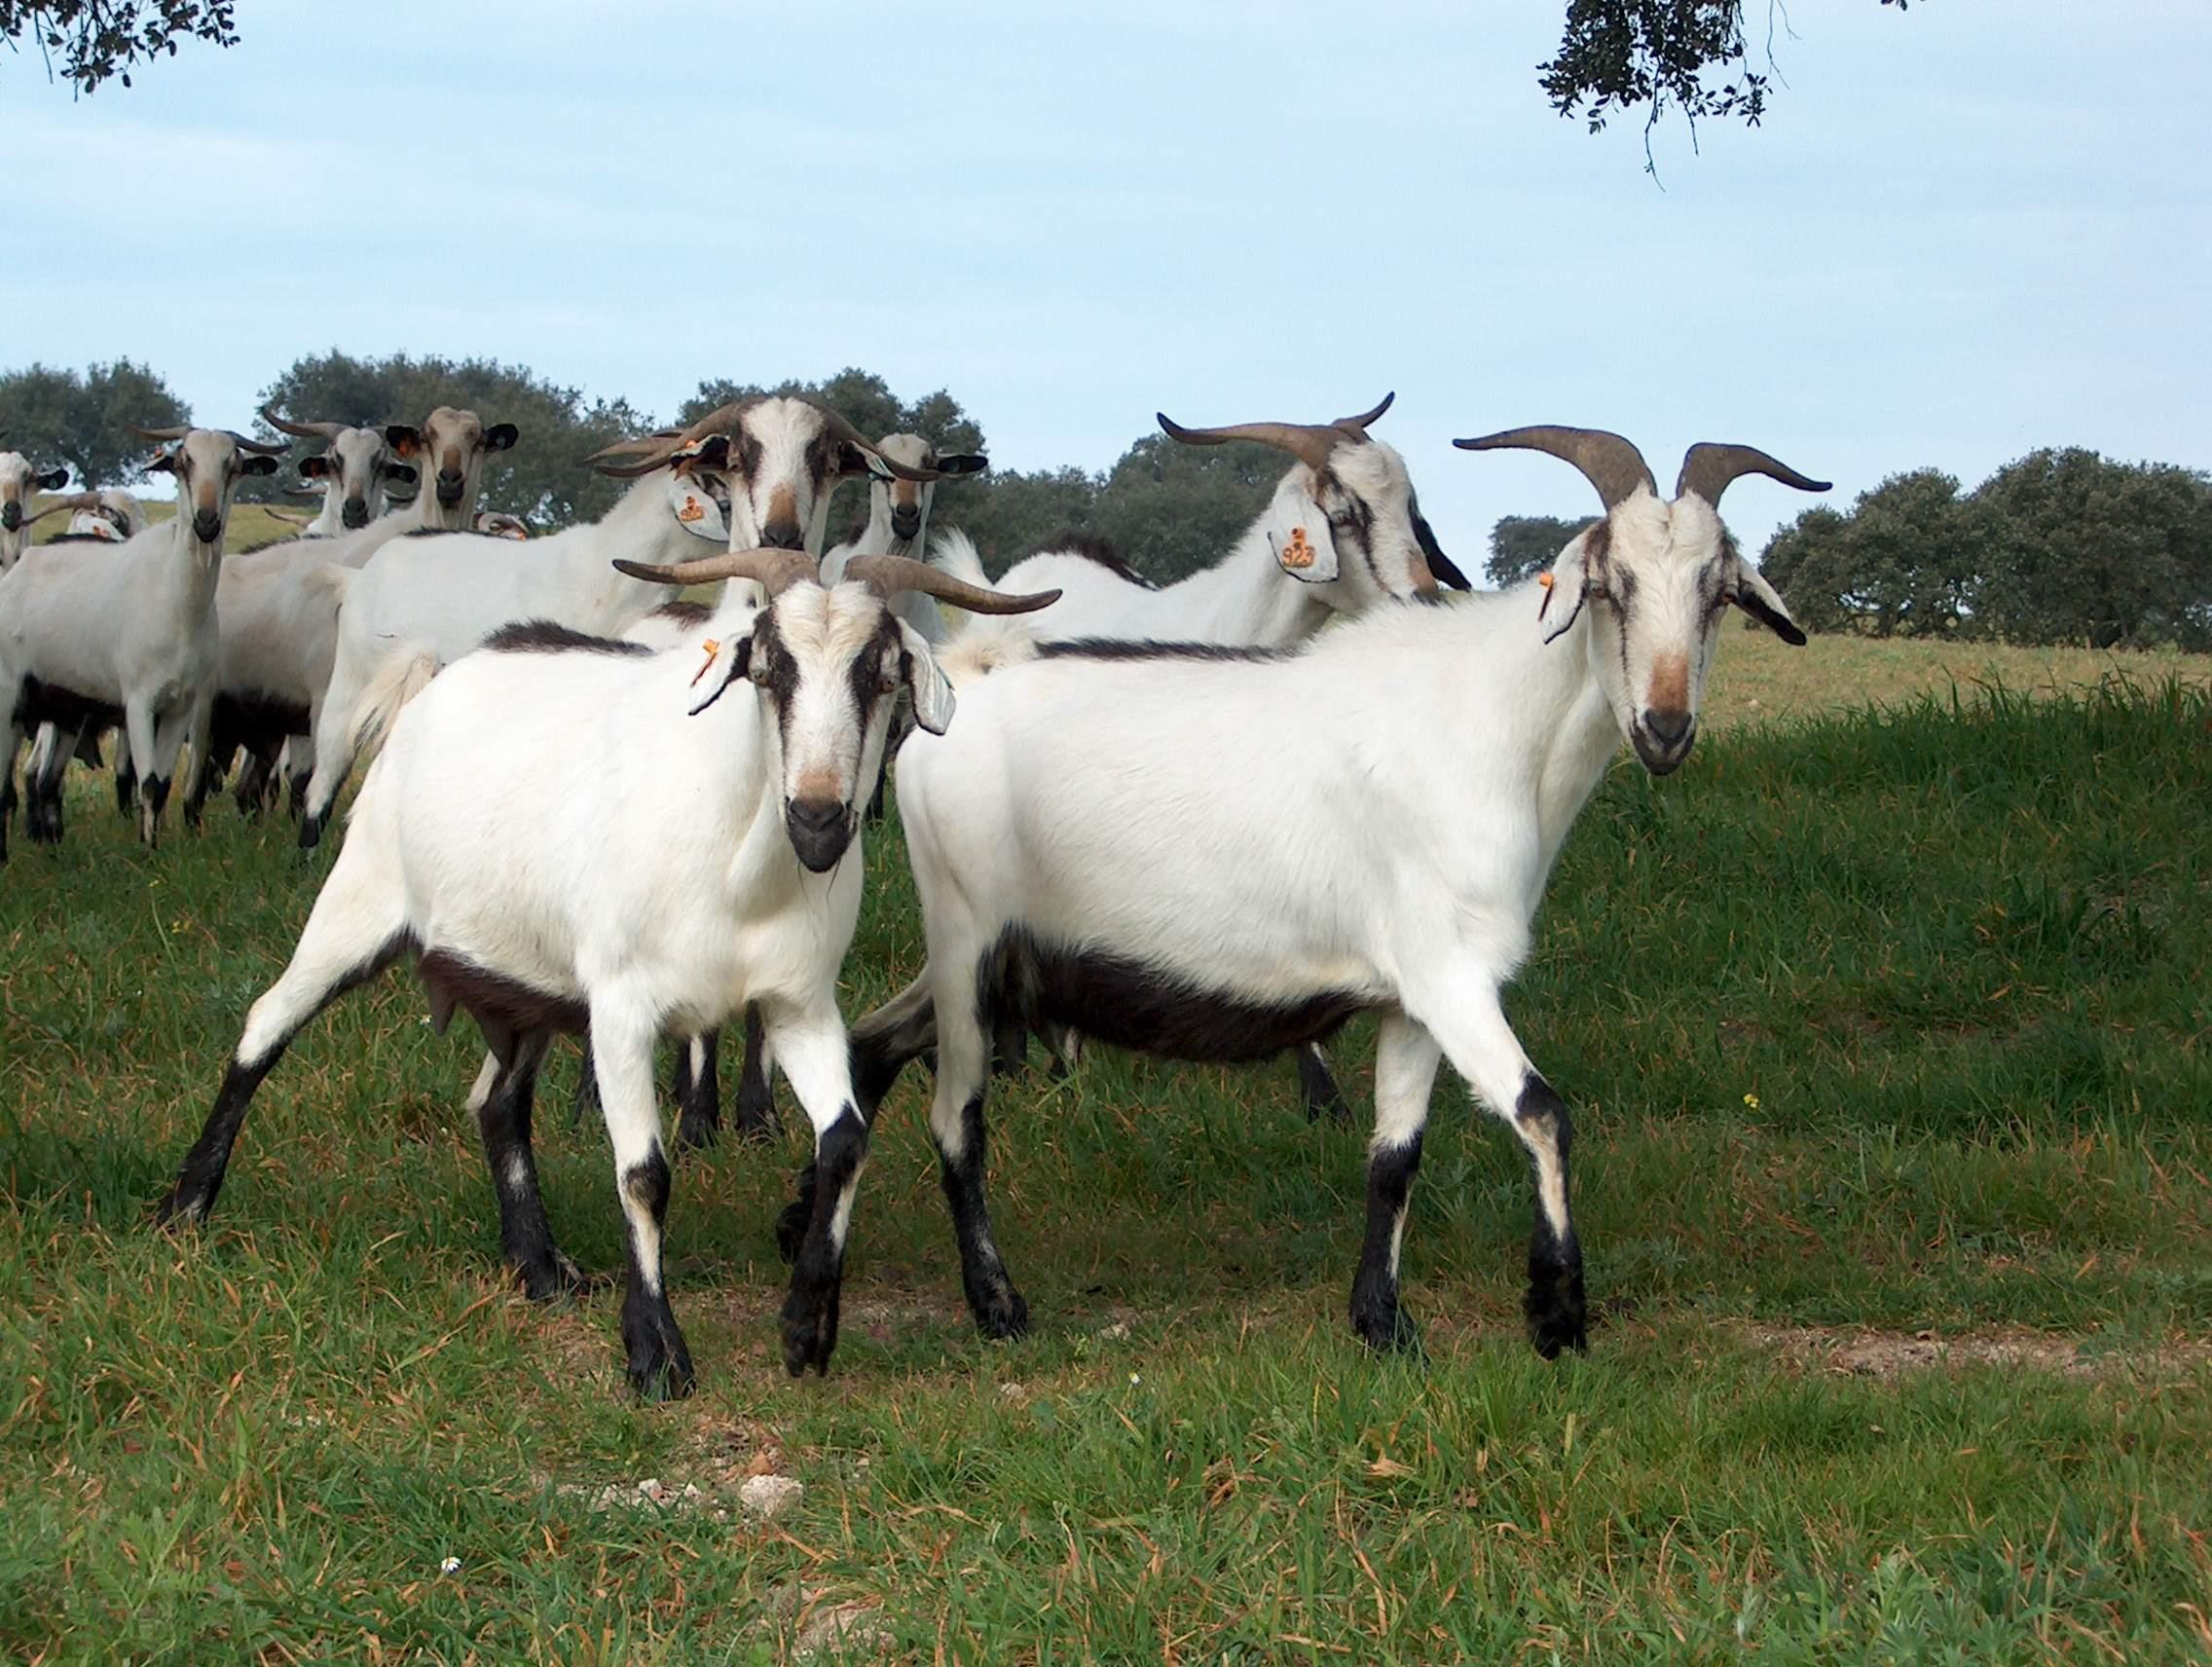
[{"left": 0, "top": 392, "right": 1828, "bottom": 1396}]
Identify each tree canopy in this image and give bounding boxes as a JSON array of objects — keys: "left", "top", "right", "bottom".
[
  {"left": 0, "top": 358, "right": 188, "bottom": 487},
  {"left": 1487, "top": 515, "right": 1595, "bottom": 588}
]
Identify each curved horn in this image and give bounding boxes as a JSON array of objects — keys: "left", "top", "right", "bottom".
[
  {"left": 232, "top": 431, "right": 290, "bottom": 456},
  {"left": 612, "top": 547, "right": 818, "bottom": 596},
  {"left": 283, "top": 485, "right": 325, "bottom": 500},
  {"left": 841, "top": 554, "right": 1060, "bottom": 616},
  {"left": 1333, "top": 391, "right": 1395, "bottom": 432},
  {"left": 1158, "top": 413, "right": 1341, "bottom": 473},
  {"left": 800, "top": 398, "right": 940, "bottom": 482},
  {"left": 1675, "top": 444, "right": 1830, "bottom": 507},
  {"left": 1454, "top": 426, "right": 1656, "bottom": 512},
  {"left": 585, "top": 400, "right": 757, "bottom": 478},
  {"left": 24, "top": 491, "right": 103, "bottom": 525},
  {"left": 129, "top": 423, "right": 194, "bottom": 443},
  {"left": 259, "top": 404, "right": 348, "bottom": 441},
  {"left": 267, "top": 506, "right": 317, "bottom": 528}
]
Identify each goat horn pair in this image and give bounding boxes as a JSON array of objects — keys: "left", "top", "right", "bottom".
[
  {"left": 613, "top": 547, "right": 822, "bottom": 596},
  {"left": 1675, "top": 444, "right": 1831, "bottom": 505},
  {"left": 258, "top": 404, "right": 352, "bottom": 441},
  {"left": 1158, "top": 392, "right": 1395, "bottom": 473},
  {"left": 1454, "top": 426, "right": 1657, "bottom": 511},
  {"left": 128, "top": 423, "right": 291, "bottom": 457},
  {"left": 840, "top": 553, "right": 1060, "bottom": 615},
  {"left": 585, "top": 396, "right": 940, "bottom": 483}
]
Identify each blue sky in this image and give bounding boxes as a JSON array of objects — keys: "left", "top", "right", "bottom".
[{"left": 8, "top": 2, "right": 2206, "bottom": 555}]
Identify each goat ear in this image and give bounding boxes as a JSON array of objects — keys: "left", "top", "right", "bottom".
[
  {"left": 386, "top": 462, "right": 418, "bottom": 484},
  {"left": 833, "top": 441, "right": 876, "bottom": 479},
  {"left": 484, "top": 424, "right": 520, "bottom": 453},
  {"left": 1414, "top": 510, "right": 1470, "bottom": 591},
  {"left": 241, "top": 454, "right": 282, "bottom": 478},
  {"left": 37, "top": 466, "right": 69, "bottom": 491},
  {"left": 898, "top": 621, "right": 957, "bottom": 735},
  {"left": 298, "top": 455, "right": 331, "bottom": 480},
  {"left": 688, "top": 633, "right": 755, "bottom": 716},
  {"left": 934, "top": 452, "right": 988, "bottom": 476},
  {"left": 1268, "top": 498, "right": 1339, "bottom": 585},
  {"left": 385, "top": 425, "right": 422, "bottom": 459},
  {"left": 143, "top": 447, "right": 178, "bottom": 475},
  {"left": 1730, "top": 560, "right": 1807, "bottom": 646}
]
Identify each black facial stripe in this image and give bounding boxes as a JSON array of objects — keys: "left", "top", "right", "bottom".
[
  {"left": 844, "top": 615, "right": 903, "bottom": 747},
  {"left": 737, "top": 434, "right": 764, "bottom": 481},
  {"left": 752, "top": 611, "right": 801, "bottom": 746}
]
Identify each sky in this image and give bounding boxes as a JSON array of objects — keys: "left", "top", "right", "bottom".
[{"left": 7, "top": 2, "right": 2208, "bottom": 556}]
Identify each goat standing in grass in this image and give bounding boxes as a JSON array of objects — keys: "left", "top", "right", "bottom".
[
  {"left": 159, "top": 545, "right": 1057, "bottom": 1393},
  {"left": 846, "top": 426, "right": 1825, "bottom": 1366},
  {"left": 1, "top": 426, "right": 285, "bottom": 857}
]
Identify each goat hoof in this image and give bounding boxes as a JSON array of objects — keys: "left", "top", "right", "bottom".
[
  {"left": 519, "top": 1250, "right": 589, "bottom": 1303},
  {"left": 972, "top": 1285, "right": 1030, "bottom": 1343},
  {"left": 1350, "top": 1295, "right": 1423, "bottom": 1356},
  {"left": 674, "top": 1112, "right": 720, "bottom": 1154},
  {"left": 622, "top": 1314, "right": 695, "bottom": 1401},
  {"left": 297, "top": 813, "right": 323, "bottom": 850},
  {"left": 780, "top": 1278, "right": 843, "bottom": 1378},
  {"left": 1525, "top": 1269, "right": 1589, "bottom": 1360},
  {"left": 153, "top": 1186, "right": 208, "bottom": 1230}
]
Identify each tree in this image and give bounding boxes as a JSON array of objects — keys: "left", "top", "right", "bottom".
[
  {"left": 1487, "top": 515, "right": 1593, "bottom": 588},
  {"left": 0, "top": 358, "right": 188, "bottom": 487},
  {"left": 255, "top": 351, "right": 653, "bottom": 524},
  {"left": 1542, "top": 0, "right": 1911, "bottom": 142},
  {"left": 2, "top": 1, "right": 236, "bottom": 93}
]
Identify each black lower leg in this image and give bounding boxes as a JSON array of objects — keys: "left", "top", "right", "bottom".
[
  {"left": 141, "top": 773, "right": 170, "bottom": 836},
  {"left": 476, "top": 1038, "right": 580, "bottom": 1300},
  {"left": 781, "top": 1107, "right": 866, "bottom": 1377},
  {"left": 1298, "top": 1042, "right": 1351, "bottom": 1124},
  {"left": 1348, "top": 1130, "right": 1424, "bottom": 1352},
  {"left": 158, "top": 1046, "right": 292, "bottom": 1225},
  {"left": 568, "top": 1036, "right": 601, "bottom": 1128},
  {"left": 1517, "top": 1074, "right": 1587, "bottom": 1358},
  {"left": 990, "top": 1011, "right": 1030, "bottom": 1077},
  {"left": 618, "top": 1146, "right": 693, "bottom": 1397},
  {"left": 732, "top": 1006, "right": 777, "bottom": 1139},
  {"left": 938, "top": 1093, "right": 1029, "bottom": 1341},
  {"left": 115, "top": 758, "right": 135, "bottom": 814},
  {"left": 674, "top": 1029, "right": 723, "bottom": 1151}
]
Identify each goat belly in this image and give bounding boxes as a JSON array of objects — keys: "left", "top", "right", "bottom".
[
  {"left": 989, "top": 928, "right": 1362, "bottom": 1062},
  {"left": 12, "top": 676, "right": 123, "bottom": 736},
  {"left": 418, "top": 948, "right": 590, "bottom": 1037},
  {"left": 213, "top": 689, "right": 311, "bottom": 748}
]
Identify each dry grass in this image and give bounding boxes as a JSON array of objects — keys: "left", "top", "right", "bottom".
[
  {"left": 1705, "top": 623, "right": 2212, "bottom": 732},
  {"left": 27, "top": 494, "right": 307, "bottom": 550}
]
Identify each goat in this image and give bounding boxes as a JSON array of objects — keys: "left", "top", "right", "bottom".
[
  {"left": 942, "top": 396, "right": 1467, "bottom": 1123},
  {"left": 205, "top": 406, "right": 517, "bottom": 821},
  {"left": 157, "top": 547, "right": 1057, "bottom": 1394},
  {"left": 0, "top": 439, "right": 72, "bottom": 571},
  {"left": 0, "top": 426, "right": 285, "bottom": 857},
  {"left": 844, "top": 426, "right": 1827, "bottom": 1366},
  {"left": 262, "top": 406, "right": 419, "bottom": 536},
  {"left": 822, "top": 431, "right": 989, "bottom": 644}
]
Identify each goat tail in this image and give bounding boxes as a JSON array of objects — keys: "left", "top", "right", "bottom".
[
  {"left": 929, "top": 528, "right": 991, "bottom": 593},
  {"left": 347, "top": 648, "right": 439, "bottom": 759}
]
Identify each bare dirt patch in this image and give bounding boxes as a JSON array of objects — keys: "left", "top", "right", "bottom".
[{"left": 1741, "top": 1322, "right": 2212, "bottom": 1381}]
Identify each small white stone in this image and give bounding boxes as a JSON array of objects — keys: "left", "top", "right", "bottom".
[
  {"left": 439, "top": 1556, "right": 461, "bottom": 1576},
  {"left": 740, "top": 1474, "right": 805, "bottom": 1520}
]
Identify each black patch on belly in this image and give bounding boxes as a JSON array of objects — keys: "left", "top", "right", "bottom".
[
  {"left": 11, "top": 676, "right": 123, "bottom": 735},
  {"left": 481, "top": 619, "right": 652, "bottom": 656},
  {"left": 214, "top": 688, "right": 312, "bottom": 746},
  {"left": 984, "top": 926, "right": 1364, "bottom": 1062},
  {"left": 650, "top": 600, "right": 715, "bottom": 628},
  {"left": 44, "top": 533, "right": 120, "bottom": 545},
  {"left": 1033, "top": 638, "right": 1294, "bottom": 664},
  {"left": 419, "top": 948, "right": 590, "bottom": 1036},
  {"left": 403, "top": 526, "right": 504, "bottom": 539}
]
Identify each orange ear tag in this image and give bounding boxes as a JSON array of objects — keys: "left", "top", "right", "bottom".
[
  {"left": 676, "top": 494, "right": 706, "bottom": 524},
  {"left": 1280, "top": 526, "right": 1317, "bottom": 570},
  {"left": 690, "top": 638, "right": 721, "bottom": 685},
  {"left": 1536, "top": 571, "right": 1557, "bottom": 620}
]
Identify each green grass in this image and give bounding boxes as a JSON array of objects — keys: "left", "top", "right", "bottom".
[{"left": 2, "top": 681, "right": 2208, "bottom": 1662}]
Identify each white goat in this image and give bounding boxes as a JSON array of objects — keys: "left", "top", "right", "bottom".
[
  {"left": 0, "top": 440, "right": 72, "bottom": 570},
  {"left": 158, "top": 547, "right": 1057, "bottom": 1393},
  {"left": 939, "top": 396, "right": 1468, "bottom": 1123},
  {"left": 260, "top": 405, "right": 420, "bottom": 536},
  {"left": 822, "top": 431, "right": 989, "bottom": 644},
  {"left": 207, "top": 407, "right": 518, "bottom": 820},
  {"left": 0, "top": 426, "right": 284, "bottom": 856},
  {"left": 846, "top": 426, "right": 1827, "bottom": 1363}
]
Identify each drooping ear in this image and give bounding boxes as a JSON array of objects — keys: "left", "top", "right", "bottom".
[
  {"left": 385, "top": 462, "right": 419, "bottom": 484},
  {"left": 143, "top": 447, "right": 179, "bottom": 475},
  {"left": 687, "top": 632, "right": 756, "bottom": 716},
  {"left": 1267, "top": 494, "right": 1339, "bottom": 584},
  {"left": 934, "top": 453, "right": 988, "bottom": 476},
  {"left": 298, "top": 455, "right": 332, "bottom": 480},
  {"left": 833, "top": 441, "right": 878, "bottom": 479},
  {"left": 241, "top": 454, "right": 282, "bottom": 478},
  {"left": 36, "top": 466, "right": 69, "bottom": 491},
  {"left": 1413, "top": 509, "right": 1470, "bottom": 591},
  {"left": 385, "top": 424, "right": 422, "bottom": 459},
  {"left": 1731, "top": 559, "right": 1807, "bottom": 646},
  {"left": 484, "top": 424, "right": 520, "bottom": 453},
  {"left": 898, "top": 620, "right": 957, "bottom": 735}
]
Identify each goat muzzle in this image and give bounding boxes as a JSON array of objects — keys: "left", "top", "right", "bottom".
[
  {"left": 191, "top": 509, "right": 224, "bottom": 544},
  {"left": 435, "top": 469, "right": 465, "bottom": 507},
  {"left": 342, "top": 497, "right": 370, "bottom": 529},
  {"left": 785, "top": 796, "right": 852, "bottom": 872},
  {"left": 1632, "top": 708, "right": 1696, "bottom": 776},
  {"left": 890, "top": 505, "right": 922, "bottom": 541},
  {"left": 0, "top": 502, "right": 19, "bottom": 532}
]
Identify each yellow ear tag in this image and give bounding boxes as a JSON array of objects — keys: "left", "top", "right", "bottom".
[
  {"left": 690, "top": 638, "right": 721, "bottom": 686},
  {"left": 676, "top": 494, "right": 706, "bottom": 525},
  {"left": 1281, "top": 526, "right": 1317, "bottom": 570},
  {"left": 1536, "top": 571, "right": 1557, "bottom": 620}
]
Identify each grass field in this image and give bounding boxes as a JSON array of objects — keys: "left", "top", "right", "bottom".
[{"left": 2, "top": 643, "right": 2209, "bottom": 1661}]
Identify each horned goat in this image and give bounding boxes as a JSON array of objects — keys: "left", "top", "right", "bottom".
[
  {"left": 844, "top": 426, "right": 1827, "bottom": 1368},
  {"left": 158, "top": 547, "right": 1057, "bottom": 1394}
]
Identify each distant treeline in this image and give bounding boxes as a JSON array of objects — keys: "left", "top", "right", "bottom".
[{"left": 7, "top": 356, "right": 2208, "bottom": 647}]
